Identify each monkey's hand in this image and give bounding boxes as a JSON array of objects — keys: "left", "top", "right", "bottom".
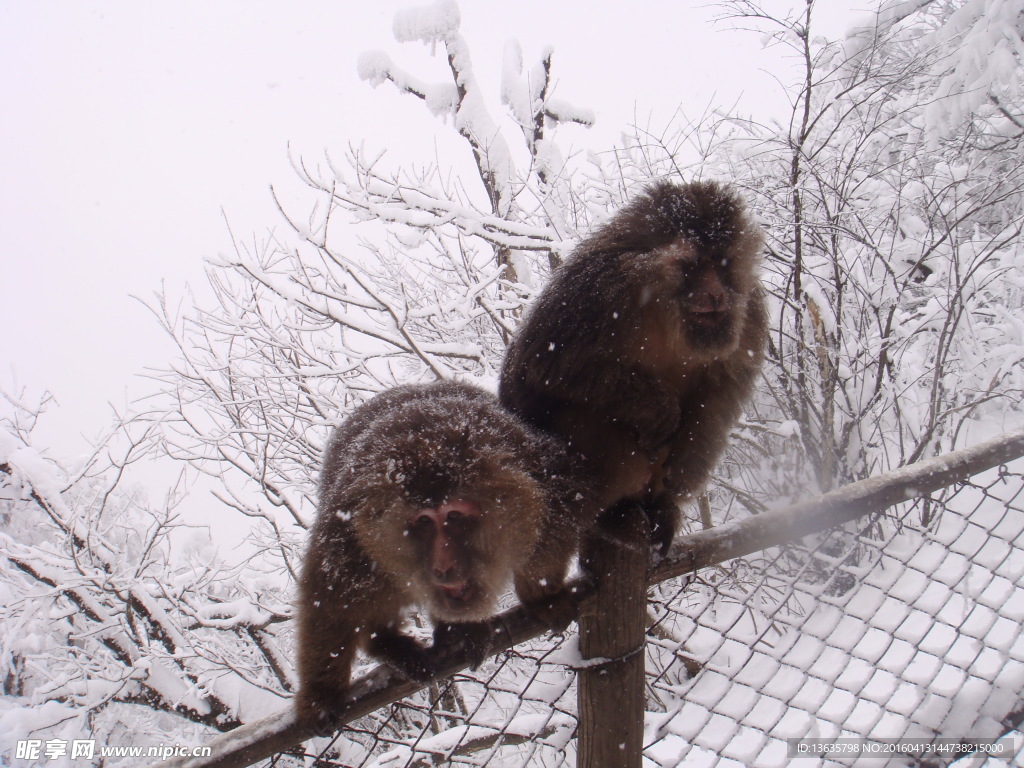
[
  {"left": 367, "top": 631, "right": 435, "bottom": 683},
  {"left": 433, "top": 621, "right": 493, "bottom": 670},
  {"left": 516, "top": 575, "right": 578, "bottom": 634},
  {"left": 295, "top": 687, "right": 344, "bottom": 737},
  {"left": 525, "top": 590, "right": 579, "bottom": 633},
  {"left": 644, "top": 495, "right": 681, "bottom": 558}
]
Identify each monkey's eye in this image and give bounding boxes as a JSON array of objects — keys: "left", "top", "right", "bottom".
[
  {"left": 443, "top": 510, "right": 477, "bottom": 533},
  {"left": 410, "top": 514, "right": 434, "bottom": 532}
]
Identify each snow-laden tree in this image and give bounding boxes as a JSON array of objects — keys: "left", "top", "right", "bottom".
[
  {"left": 768, "top": 0, "right": 1023, "bottom": 489},
  {"left": 0, "top": 390, "right": 293, "bottom": 756},
  {"left": 877, "top": 0, "right": 1024, "bottom": 143}
]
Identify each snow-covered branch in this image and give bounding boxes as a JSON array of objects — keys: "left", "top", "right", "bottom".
[
  {"left": 0, "top": 407, "right": 293, "bottom": 744},
  {"left": 353, "top": 0, "right": 594, "bottom": 280}
]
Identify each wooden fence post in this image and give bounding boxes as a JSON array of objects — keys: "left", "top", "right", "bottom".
[{"left": 577, "top": 502, "right": 650, "bottom": 768}]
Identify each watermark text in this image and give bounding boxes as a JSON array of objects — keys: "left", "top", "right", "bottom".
[
  {"left": 787, "top": 737, "right": 1017, "bottom": 760},
  {"left": 14, "top": 740, "right": 212, "bottom": 761}
]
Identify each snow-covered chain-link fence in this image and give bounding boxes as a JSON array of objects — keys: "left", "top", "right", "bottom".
[
  {"left": 642, "top": 469, "right": 1024, "bottom": 767},
  {"left": 295, "top": 458, "right": 1024, "bottom": 768}
]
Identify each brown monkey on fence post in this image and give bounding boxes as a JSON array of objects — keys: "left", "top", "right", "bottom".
[
  {"left": 294, "top": 380, "right": 582, "bottom": 729},
  {"left": 499, "top": 180, "right": 767, "bottom": 552}
]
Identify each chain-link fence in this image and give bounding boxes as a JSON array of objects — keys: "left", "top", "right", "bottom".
[{"left": 639, "top": 465, "right": 1024, "bottom": 767}]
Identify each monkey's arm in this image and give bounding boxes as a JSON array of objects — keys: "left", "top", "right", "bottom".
[
  {"left": 653, "top": 363, "right": 758, "bottom": 551},
  {"left": 661, "top": 300, "right": 766, "bottom": 503},
  {"left": 294, "top": 576, "right": 365, "bottom": 726},
  {"left": 294, "top": 614, "right": 360, "bottom": 727},
  {"left": 294, "top": 529, "right": 407, "bottom": 724},
  {"left": 512, "top": 482, "right": 588, "bottom": 631}
]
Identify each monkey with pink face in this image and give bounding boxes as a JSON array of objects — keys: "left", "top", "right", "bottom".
[{"left": 294, "top": 380, "right": 580, "bottom": 725}]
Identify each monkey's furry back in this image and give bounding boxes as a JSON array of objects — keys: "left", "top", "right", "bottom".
[{"left": 316, "top": 380, "right": 567, "bottom": 534}]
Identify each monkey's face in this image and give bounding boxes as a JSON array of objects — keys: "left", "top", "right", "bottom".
[
  {"left": 353, "top": 467, "right": 546, "bottom": 624},
  {"left": 644, "top": 239, "right": 756, "bottom": 361},
  {"left": 333, "top": 390, "right": 549, "bottom": 624},
  {"left": 402, "top": 498, "right": 495, "bottom": 619}
]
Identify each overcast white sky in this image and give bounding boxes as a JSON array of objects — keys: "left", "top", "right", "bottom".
[{"left": 0, "top": 1, "right": 862, "bottom": 459}]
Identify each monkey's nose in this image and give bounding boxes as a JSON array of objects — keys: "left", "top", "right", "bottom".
[
  {"left": 692, "top": 289, "right": 726, "bottom": 315},
  {"left": 705, "top": 288, "right": 725, "bottom": 310},
  {"left": 434, "top": 566, "right": 456, "bottom": 583}
]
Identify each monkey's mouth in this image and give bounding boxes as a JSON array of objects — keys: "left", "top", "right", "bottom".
[
  {"left": 689, "top": 309, "right": 729, "bottom": 328},
  {"left": 441, "top": 582, "right": 473, "bottom": 603}
]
